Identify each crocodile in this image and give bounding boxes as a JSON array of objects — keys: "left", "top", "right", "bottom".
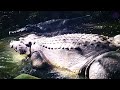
[
  {"left": 9, "top": 15, "right": 97, "bottom": 37},
  {"left": 10, "top": 33, "right": 120, "bottom": 79}
]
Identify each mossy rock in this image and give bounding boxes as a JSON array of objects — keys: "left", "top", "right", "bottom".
[{"left": 14, "top": 74, "right": 40, "bottom": 79}]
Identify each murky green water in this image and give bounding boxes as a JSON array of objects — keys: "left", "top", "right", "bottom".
[{"left": 0, "top": 37, "right": 26, "bottom": 79}]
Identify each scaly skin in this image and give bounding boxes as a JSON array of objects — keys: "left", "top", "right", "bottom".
[{"left": 10, "top": 33, "right": 120, "bottom": 79}]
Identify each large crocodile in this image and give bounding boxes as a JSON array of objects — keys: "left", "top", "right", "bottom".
[
  {"left": 9, "top": 16, "right": 98, "bottom": 37},
  {"left": 10, "top": 33, "right": 120, "bottom": 79}
]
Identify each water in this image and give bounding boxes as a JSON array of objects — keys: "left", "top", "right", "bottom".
[
  {"left": 0, "top": 37, "right": 24, "bottom": 79},
  {"left": 1, "top": 16, "right": 120, "bottom": 79}
]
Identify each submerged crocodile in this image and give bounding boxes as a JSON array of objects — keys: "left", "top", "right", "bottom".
[
  {"left": 10, "top": 33, "right": 120, "bottom": 79},
  {"left": 9, "top": 15, "right": 97, "bottom": 37}
]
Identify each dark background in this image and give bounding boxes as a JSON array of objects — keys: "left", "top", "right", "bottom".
[{"left": 0, "top": 11, "right": 120, "bottom": 38}]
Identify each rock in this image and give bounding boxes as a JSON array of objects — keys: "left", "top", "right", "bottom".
[{"left": 14, "top": 74, "right": 40, "bottom": 79}]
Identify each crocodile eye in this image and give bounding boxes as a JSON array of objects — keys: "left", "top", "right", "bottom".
[
  {"left": 25, "top": 42, "right": 32, "bottom": 47},
  {"left": 25, "top": 44, "right": 30, "bottom": 47}
]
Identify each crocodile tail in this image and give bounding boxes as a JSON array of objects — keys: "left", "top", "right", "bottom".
[
  {"left": 9, "top": 24, "right": 41, "bottom": 36},
  {"left": 9, "top": 27, "right": 26, "bottom": 35},
  {"left": 9, "top": 15, "right": 91, "bottom": 36}
]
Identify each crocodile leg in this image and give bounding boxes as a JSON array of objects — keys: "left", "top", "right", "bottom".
[
  {"left": 30, "top": 51, "right": 48, "bottom": 68},
  {"left": 89, "top": 51, "right": 120, "bottom": 79}
]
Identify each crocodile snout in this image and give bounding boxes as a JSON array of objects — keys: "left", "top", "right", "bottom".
[{"left": 10, "top": 41, "right": 14, "bottom": 48}]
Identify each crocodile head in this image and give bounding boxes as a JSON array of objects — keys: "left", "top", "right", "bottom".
[
  {"left": 10, "top": 34, "right": 39, "bottom": 55},
  {"left": 10, "top": 34, "right": 48, "bottom": 68},
  {"left": 10, "top": 40, "right": 31, "bottom": 55}
]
